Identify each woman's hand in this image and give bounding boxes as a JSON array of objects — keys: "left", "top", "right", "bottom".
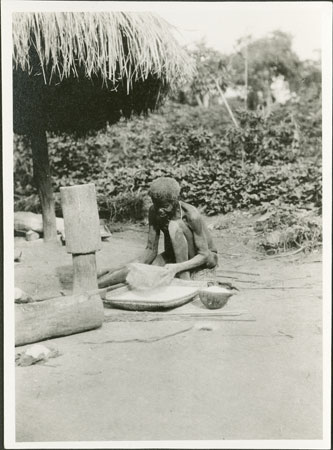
[{"left": 164, "top": 263, "right": 180, "bottom": 278}]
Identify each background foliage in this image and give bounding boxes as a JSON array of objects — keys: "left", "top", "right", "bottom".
[
  {"left": 14, "top": 100, "right": 321, "bottom": 219},
  {"left": 14, "top": 31, "right": 322, "bottom": 252}
]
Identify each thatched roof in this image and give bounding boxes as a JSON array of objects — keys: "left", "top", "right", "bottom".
[{"left": 12, "top": 11, "right": 193, "bottom": 134}]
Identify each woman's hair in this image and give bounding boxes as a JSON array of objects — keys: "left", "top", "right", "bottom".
[{"left": 148, "top": 177, "right": 180, "bottom": 202}]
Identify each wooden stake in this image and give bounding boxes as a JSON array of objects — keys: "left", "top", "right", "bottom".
[{"left": 215, "top": 80, "right": 239, "bottom": 128}]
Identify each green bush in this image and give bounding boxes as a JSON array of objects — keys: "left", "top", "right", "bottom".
[
  {"left": 99, "top": 191, "right": 150, "bottom": 222},
  {"left": 92, "top": 159, "right": 321, "bottom": 217},
  {"left": 14, "top": 102, "right": 322, "bottom": 221},
  {"left": 254, "top": 203, "right": 322, "bottom": 254},
  {"left": 225, "top": 108, "right": 300, "bottom": 164}
]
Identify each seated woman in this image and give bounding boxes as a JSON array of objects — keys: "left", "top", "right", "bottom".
[{"left": 97, "top": 177, "right": 218, "bottom": 288}]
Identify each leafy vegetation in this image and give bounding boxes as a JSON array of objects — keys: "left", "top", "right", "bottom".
[
  {"left": 14, "top": 101, "right": 321, "bottom": 221},
  {"left": 254, "top": 203, "right": 322, "bottom": 254},
  {"left": 13, "top": 30, "right": 322, "bottom": 253},
  {"left": 230, "top": 31, "right": 301, "bottom": 108},
  {"left": 174, "top": 41, "right": 230, "bottom": 107}
]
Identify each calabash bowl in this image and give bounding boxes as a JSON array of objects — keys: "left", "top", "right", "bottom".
[{"left": 199, "top": 285, "right": 234, "bottom": 310}]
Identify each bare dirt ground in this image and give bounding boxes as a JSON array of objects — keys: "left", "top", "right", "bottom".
[{"left": 14, "top": 212, "right": 323, "bottom": 442}]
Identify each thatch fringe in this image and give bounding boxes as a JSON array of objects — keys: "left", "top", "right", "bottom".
[{"left": 12, "top": 11, "right": 194, "bottom": 90}]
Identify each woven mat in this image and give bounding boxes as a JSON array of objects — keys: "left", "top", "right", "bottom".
[{"left": 103, "top": 287, "right": 254, "bottom": 322}]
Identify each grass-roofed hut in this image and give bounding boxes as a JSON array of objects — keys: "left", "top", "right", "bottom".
[{"left": 13, "top": 11, "right": 193, "bottom": 241}]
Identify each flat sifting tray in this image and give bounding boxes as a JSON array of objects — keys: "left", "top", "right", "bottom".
[{"left": 104, "top": 280, "right": 204, "bottom": 311}]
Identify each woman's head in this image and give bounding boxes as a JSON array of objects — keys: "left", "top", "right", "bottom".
[
  {"left": 149, "top": 177, "right": 180, "bottom": 202},
  {"left": 149, "top": 177, "right": 180, "bottom": 220}
]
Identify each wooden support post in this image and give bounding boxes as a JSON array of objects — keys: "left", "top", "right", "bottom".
[
  {"left": 60, "top": 184, "right": 101, "bottom": 295},
  {"left": 72, "top": 254, "right": 97, "bottom": 294},
  {"left": 30, "top": 128, "right": 58, "bottom": 242}
]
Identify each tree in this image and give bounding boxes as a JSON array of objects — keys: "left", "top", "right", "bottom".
[
  {"left": 175, "top": 41, "right": 229, "bottom": 108},
  {"left": 13, "top": 12, "right": 193, "bottom": 241},
  {"left": 290, "top": 57, "right": 322, "bottom": 155},
  {"left": 230, "top": 31, "right": 301, "bottom": 110}
]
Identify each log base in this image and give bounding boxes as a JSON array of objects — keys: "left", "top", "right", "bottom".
[{"left": 15, "top": 293, "right": 104, "bottom": 347}]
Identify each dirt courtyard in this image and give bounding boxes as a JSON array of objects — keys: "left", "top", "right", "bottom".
[{"left": 14, "top": 213, "right": 323, "bottom": 442}]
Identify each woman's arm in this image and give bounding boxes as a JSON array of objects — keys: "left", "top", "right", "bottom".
[
  {"left": 137, "top": 206, "right": 160, "bottom": 264},
  {"left": 97, "top": 207, "right": 160, "bottom": 287},
  {"left": 166, "top": 214, "right": 214, "bottom": 275}
]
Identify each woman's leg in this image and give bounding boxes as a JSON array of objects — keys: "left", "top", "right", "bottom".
[
  {"left": 168, "top": 220, "right": 191, "bottom": 280},
  {"left": 151, "top": 252, "right": 169, "bottom": 266},
  {"left": 177, "top": 220, "right": 196, "bottom": 259}
]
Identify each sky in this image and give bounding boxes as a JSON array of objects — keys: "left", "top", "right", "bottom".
[{"left": 154, "top": 2, "right": 323, "bottom": 61}]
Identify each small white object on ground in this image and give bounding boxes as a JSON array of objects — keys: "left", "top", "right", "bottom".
[
  {"left": 25, "top": 230, "right": 40, "bottom": 241},
  {"left": 26, "top": 344, "right": 51, "bottom": 359},
  {"left": 15, "top": 287, "right": 34, "bottom": 303},
  {"left": 16, "top": 344, "right": 60, "bottom": 366}
]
